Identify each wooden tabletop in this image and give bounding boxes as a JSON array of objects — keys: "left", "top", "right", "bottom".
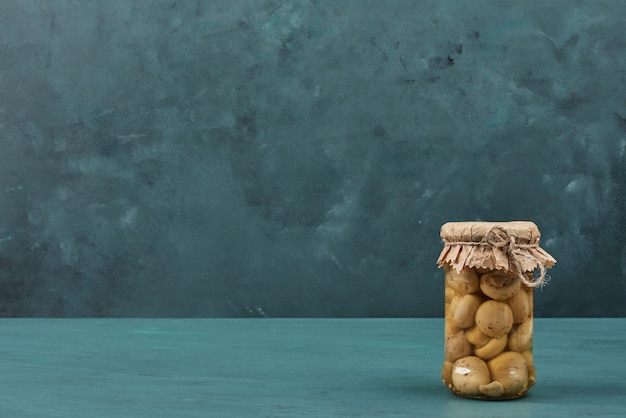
[{"left": 0, "top": 318, "right": 624, "bottom": 417}]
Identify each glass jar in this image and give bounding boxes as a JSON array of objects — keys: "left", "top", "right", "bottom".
[{"left": 437, "top": 222, "right": 555, "bottom": 400}]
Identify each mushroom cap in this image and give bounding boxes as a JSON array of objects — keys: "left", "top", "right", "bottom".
[
  {"left": 451, "top": 356, "right": 491, "bottom": 396},
  {"left": 508, "top": 318, "right": 533, "bottom": 352},
  {"left": 446, "top": 268, "right": 480, "bottom": 295},
  {"left": 451, "top": 294, "right": 483, "bottom": 329},
  {"left": 506, "top": 288, "right": 530, "bottom": 324},
  {"left": 487, "top": 351, "right": 529, "bottom": 395},
  {"left": 445, "top": 330, "right": 472, "bottom": 362},
  {"left": 475, "top": 300, "right": 514, "bottom": 338},
  {"left": 480, "top": 270, "right": 521, "bottom": 300}
]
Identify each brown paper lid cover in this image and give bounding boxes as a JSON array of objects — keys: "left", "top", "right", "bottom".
[{"left": 437, "top": 221, "right": 556, "bottom": 273}]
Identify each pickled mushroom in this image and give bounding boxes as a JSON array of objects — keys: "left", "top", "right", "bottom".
[
  {"left": 474, "top": 334, "right": 507, "bottom": 360},
  {"left": 451, "top": 356, "right": 491, "bottom": 396},
  {"left": 506, "top": 289, "right": 530, "bottom": 323},
  {"left": 480, "top": 271, "right": 521, "bottom": 300},
  {"left": 451, "top": 294, "right": 482, "bottom": 329},
  {"left": 475, "top": 300, "right": 514, "bottom": 338},
  {"left": 446, "top": 268, "right": 479, "bottom": 295},
  {"left": 508, "top": 319, "right": 533, "bottom": 352},
  {"left": 445, "top": 330, "right": 472, "bottom": 362},
  {"left": 522, "top": 350, "right": 536, "bottom": 388},
  {"left": 466, "top": 325, "right": 491, "bottom": 348},
  {"left": 487, "top": 351, "right": 529, "bottom": 396}
]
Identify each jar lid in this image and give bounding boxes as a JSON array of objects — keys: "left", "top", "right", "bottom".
[{"left": 437, "top": 221, "right": 556, "bottom": 286}]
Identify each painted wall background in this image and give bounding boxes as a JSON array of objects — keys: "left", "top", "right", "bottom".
[{"left": 1, "top": 0, "right": 624, "bottom": 317}]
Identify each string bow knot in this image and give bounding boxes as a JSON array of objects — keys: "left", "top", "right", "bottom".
[{"left": 483, "top": 226, "right": 547, "bottom": 288}]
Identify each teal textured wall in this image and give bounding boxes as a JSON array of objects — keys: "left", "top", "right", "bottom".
[{"left": 1, "top": 0, "right": 624, "bottom": 317}]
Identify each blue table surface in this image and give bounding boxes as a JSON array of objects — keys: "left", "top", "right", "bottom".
[{"left": 0, "top": 318, "right": 624, "bottom": 417}]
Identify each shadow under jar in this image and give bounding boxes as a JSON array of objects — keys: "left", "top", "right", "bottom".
[{"left": 438, "top": 221, "right": 556, "bottom": 400}]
